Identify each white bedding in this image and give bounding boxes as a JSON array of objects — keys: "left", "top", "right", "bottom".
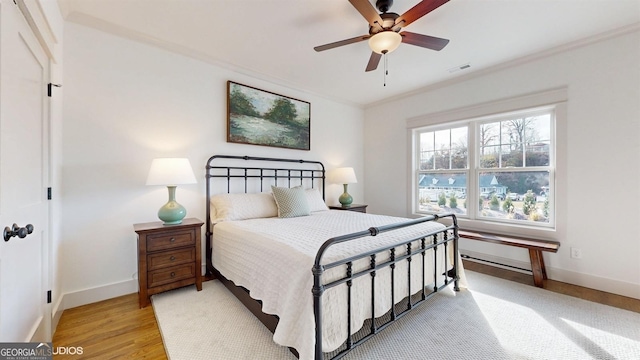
[{"left": 211, "top": 210, "right": 467, "bottom": 360}]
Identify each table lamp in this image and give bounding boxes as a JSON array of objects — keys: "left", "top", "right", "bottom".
[
  {"left": 333, "top": 167, "right": 357, "bottom": 207},
  {"left": 146, "top": 158, "right": 197, "bottom": 225}
]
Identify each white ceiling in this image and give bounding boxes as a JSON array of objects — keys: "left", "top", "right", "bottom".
[{"left": 57, "top": 0, "right": 640, "bottom": 106}]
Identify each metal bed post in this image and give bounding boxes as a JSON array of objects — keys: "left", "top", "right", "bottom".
[
  {"left": 433, "top": 234, "right": 438, "bottom": 293},
  {"left": 453, "top": 214, "right": 460, "bottom": 291},
  {"left": 312, "top": 263, "right": 325, "bottom": 360},
  {"left": 406, "top": 243, "right": 413, "bottom": 310}
]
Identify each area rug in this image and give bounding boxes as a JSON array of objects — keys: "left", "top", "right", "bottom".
[{"left": 152, "top": 271, "right": 640, "bottom": 359}]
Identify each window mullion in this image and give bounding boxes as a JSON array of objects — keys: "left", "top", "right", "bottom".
[
  {"left": 449, "top": 130, "right": 452, "bottom": 170},
  {"left": 468, "top": 123, "right": 477, "bottom": 219},
  {"left": 498, "top": 122, "right": 502, "bottom": 168},
  {"left": 522, "top": 125, "right": 526, "bottom": 167}
]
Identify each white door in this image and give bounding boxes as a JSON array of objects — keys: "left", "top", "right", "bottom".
[{"left": 0, "top": 0, "right": 50, "bottom": 341}]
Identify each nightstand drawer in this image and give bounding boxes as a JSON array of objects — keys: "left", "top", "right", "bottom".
[
  {"left": 147, "top": 248, "right": 195, "bottom": 271},
  {"left": 146, "top": 230, "right": 194, "bottom": 252},
  {"left": 148, "top": 263, "right": 196, "bottom": 288}
]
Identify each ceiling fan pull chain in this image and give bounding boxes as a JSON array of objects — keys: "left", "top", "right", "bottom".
[{"left": 384, "top": 52, "right": 388, "bottom": 86}]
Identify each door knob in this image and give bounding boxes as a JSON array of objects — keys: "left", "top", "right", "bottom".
[{"left": 3, "top": 223, "right": 34, "bottom": 242}]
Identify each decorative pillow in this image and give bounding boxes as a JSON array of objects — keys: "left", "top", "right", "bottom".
[
  {"left": 210, "top": 193, "right": 278, "bottom": 223},
  {"left": 306, "top": 188, "right": 329, "bottom": 212},
  {"left": 271, "top": 186, "right": 311, "bottom": 218}
]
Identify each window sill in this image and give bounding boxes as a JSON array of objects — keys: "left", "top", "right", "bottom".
[{"left": 411, "top": 212, "right": 558, "bottom": 241}]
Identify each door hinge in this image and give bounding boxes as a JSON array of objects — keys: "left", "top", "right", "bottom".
[
  {"left": 47, "top": 187, "right": 52, "bottom": 200},
  {"left": 47, "top": 290, "right": 52, "bottom": 304},
  {"left": 47, "top": 83, "right": 61, "bottom": 97}
]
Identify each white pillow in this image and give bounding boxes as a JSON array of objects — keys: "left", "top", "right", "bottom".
[
  {"left": 210, "top": 193, "right": 278, "bottom": 223},
  {"left": 306, "top": 188, "right": 329, "bottom": 212},
  {"left": 271, "top": 186, "right": 310, "bottom": 218}
]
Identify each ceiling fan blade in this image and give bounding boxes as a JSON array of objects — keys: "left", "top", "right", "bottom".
[
  {"left": 365, "top": 52, "right": 382, "bottom": 72},
  {"left": 401, "top": 31, "right": 449, "bottom": 51},
  {"left": 349, "top": 0, "right": 384, "bottom": 30},
  {"left": 395, "top": 0, "right": 449, "bottom": 28},
  {"left": 314, "top": 35, "right": 370, "bottom": 52}
]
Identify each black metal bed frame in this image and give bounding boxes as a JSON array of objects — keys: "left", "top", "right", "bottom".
[{"left": 205, "top": 155, "right": 460, "bottom": 360}]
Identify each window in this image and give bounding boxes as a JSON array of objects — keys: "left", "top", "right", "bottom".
[
  {"left": 417, "top": 127, "right": 468, "bottom": 216},
  {"left": 414, "top": 107, "right": 555, "bottom": 228}
]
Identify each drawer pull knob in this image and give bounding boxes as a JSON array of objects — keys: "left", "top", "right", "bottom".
[
  {"left": 170, "top": 272, "right": 176, "bottom": 278},
  {"left": 170, "top": 237, "right": 176, "bottom": 242},
  {"left": 170, "top": 256, "right": 176, "bottom": 261}
]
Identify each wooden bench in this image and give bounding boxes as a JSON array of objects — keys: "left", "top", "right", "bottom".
[{"left": 458, "top": 230, "right": 560, "bottom": 288}]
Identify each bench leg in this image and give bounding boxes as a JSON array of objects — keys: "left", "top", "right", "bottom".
[{"left": 528, "top": 249, "right": 547, "bottom": 288}]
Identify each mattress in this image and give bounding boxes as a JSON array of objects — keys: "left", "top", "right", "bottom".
[{"left": 211, "top": 210, "right": 467, "bottom": 360}]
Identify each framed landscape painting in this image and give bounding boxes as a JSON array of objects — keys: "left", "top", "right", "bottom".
[{"left": 227, "top": 81, "right": 311, "bottom": 150}]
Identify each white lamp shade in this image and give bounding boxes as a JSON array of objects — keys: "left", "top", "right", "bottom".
[
  {"left": 146, "top": 158, "right": 197, "bottom": 186},
  {"left": 368, "top": 31, "right": 402, "bottom": 54},
  {"left": 332, "top": 167, "right": 357, "bottom": 184}
]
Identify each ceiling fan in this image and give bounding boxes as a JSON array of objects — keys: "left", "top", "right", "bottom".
[{"left": 314, "top": 0, "right": 451, "bottom": 72}]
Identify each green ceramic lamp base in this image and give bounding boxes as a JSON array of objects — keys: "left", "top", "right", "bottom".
[
  {"left": 338, "top": 184, "right": 353, "bottom": 207},
  {"left": 158, "top": 186, "right": 187, "bottom": 225}
]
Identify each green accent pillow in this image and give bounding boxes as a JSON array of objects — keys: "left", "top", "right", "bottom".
[{"left": 271, "top": 186, "right": 311, "bottom": 218}]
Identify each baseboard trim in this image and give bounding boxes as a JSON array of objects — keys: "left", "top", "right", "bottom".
[
  {"left": 461, "top": 249, "right": 640, "bottom": 300},
  {"left": 52, "top": 294, "right": 64, "bottom": 333},
  {"left": 27, "top": 315, "right": 45, "bottom": 342},
  {"left": 549, "top": 267, "right": 640, "bottom": 300},
  {"left": 62, "top": 279, "right": 138, "bottom": 310}
]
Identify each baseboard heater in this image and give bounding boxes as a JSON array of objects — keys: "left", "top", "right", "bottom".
[{"left": 461, "top": 254, "right": 532, "bottom": 273}]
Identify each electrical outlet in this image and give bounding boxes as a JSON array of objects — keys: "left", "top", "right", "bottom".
[{"left": 570, "top": 247, "right": 582, "bottom": 259}]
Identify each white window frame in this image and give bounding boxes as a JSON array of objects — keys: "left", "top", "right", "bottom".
[{"left": 407, "top": 88, "right": 567, "bottom": 236}]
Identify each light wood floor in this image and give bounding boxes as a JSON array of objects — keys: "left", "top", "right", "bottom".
[
  {"left": 52, "top": 261, "right": 640, "bottom": 359},
  {"left": 52, "top": 293, "right": 166, "bottom": 360}
]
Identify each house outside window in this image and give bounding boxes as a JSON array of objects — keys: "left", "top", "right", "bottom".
[{"left": 414, "top": 107, "right": 555, "bottom": 228}]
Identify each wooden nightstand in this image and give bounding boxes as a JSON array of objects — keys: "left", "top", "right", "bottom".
[
  {"left": 134, "top": 218, "right": 204, "bottom": 308},
  {"left": 329, "top": 204, "right": 368, "bottom": 213}
]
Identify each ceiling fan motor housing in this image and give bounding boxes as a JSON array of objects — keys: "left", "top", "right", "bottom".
[
  {"left": 376, "top": 0, "right": 393, "bottom": 13},
  {"left": 369, "top": 12, "right": 400, "bottom": 35}
]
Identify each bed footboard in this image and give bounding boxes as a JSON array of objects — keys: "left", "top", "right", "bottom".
[{"left": 312, "top": 213, "right": 459, "bottom": 360}]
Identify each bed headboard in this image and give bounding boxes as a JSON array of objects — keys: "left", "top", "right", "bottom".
[{"left": 204, "top": 154, "right": 326, "bottom": 275}]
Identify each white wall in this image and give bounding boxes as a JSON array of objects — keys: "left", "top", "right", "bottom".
[
  {"left": 61, "top": 23, "right": 364, "bottom": 307},
  {"left": 364, "top": 29, "right": 640, "bottom": 299}
]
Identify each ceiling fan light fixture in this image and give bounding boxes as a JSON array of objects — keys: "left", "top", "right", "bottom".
[{"left": 368, "top": 31, "right": 402, "bottom": 54}]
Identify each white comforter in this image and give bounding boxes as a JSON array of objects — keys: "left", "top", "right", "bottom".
[{"left": 211, "top": 210, "right": 467, "bottom": 360}]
